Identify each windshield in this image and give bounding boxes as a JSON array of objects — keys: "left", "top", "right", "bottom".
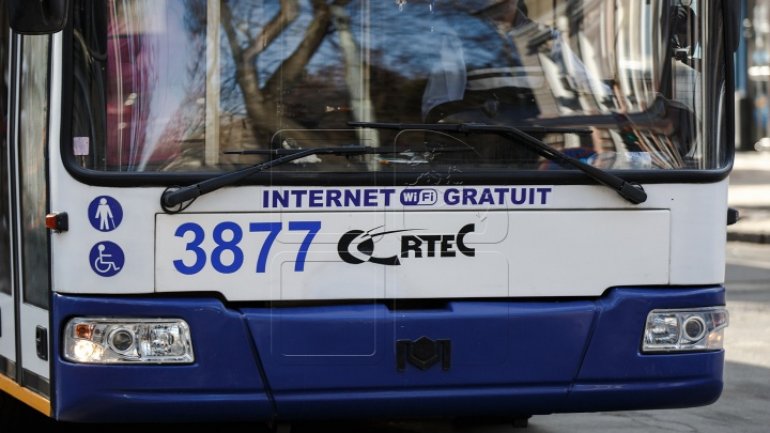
[{"left": 70, "top": 0, "right": 727, "bottom": 175}]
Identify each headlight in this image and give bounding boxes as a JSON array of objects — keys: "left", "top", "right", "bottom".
[
  {"left": 64, "top": 318, "right": 194, "bottom": 364},
  {"left": 642, "top": 308, "right": 728, "bottom": 353}
]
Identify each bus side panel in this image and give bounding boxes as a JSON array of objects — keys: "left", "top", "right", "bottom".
[{"left": 51, "top": 295, "right": 274, "bottom": 423}]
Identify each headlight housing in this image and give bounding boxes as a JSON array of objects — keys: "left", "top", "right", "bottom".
[
  {"left": 64, "top": 318, "right": 194, "bottom": 364},
  {"left": 642, "top": 308, "right": 728, "bottom": 353}
]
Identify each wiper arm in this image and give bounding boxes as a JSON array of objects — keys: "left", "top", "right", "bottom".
[
  {"left": 349, "top": 121, "right": 593, "bottom": 135},
  {"left": 160, "top": 146, "right": 400, "bottom": 213},
  {"left": 349, "top": 121, "right": 647, "bottom": 205}
]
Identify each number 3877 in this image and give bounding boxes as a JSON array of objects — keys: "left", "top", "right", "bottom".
[{"left": 172, "top": 221, "right": 321, "bottom": 275}]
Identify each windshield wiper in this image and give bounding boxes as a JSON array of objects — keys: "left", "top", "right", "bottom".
[
  {"left": 348, "top": 122, "right": 593, "bottom": 135},
  {"left": 349, "top": 121, "right": 647, "bottom": 205},
  {"left": 160, "top": 146, "right": 402, "bottom": 213}
]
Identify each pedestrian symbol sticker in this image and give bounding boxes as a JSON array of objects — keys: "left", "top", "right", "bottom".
[
  {"left": 88, "top": 196, "right": 123, "bottom": 232},
  {"left": 90, "top": 242, "right": 124, "bottom": 277}
]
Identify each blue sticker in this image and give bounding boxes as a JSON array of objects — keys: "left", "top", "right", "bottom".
[
  {"left": 90, "top": 242, "right": 125, "bottom": 277},
  {"left": 88, "top": 196, "right": 123, "bottom": 232}
]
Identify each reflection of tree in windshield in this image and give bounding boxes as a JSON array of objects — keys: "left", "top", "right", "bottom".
[
  {"left": 218, "top": 0, "right": 350, "bottom": 148},
  {"left": 211, "top": 1, "right": 534, "bottom": 148}
]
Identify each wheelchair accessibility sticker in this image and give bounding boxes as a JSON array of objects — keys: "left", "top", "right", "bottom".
[
  {"left": 88, "top": 196, "right": 123, "bottom": 232},
  {"left": 90, "top": 241, "right": 125, "bottom": 277}
]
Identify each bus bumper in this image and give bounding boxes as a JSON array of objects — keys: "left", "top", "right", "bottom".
[{"left": 51, "top": 286, "right": 725, "bottom": 422}]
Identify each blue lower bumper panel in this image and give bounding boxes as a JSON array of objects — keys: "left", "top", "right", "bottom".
[
  {"left": 52, "top": 287, "right": 725, "bottom": 422},
  {"left": 52, "top": 296, "right": 275, "bottom": 422}
]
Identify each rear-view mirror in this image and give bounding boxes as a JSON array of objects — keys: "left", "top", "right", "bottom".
[{"left": 6, "top": 0, "right": 69, "bottom": 34}]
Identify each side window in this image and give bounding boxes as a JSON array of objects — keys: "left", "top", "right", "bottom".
[
  {"left": 0, "top": 12, "right": 10, "bottom": 296},
  {"left": 18, "top": 35, "right": 50, "bottom": 308}
]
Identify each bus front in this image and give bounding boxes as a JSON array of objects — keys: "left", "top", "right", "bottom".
[{"left": 0, "top": 0, "right": 735, "bottom": 424}]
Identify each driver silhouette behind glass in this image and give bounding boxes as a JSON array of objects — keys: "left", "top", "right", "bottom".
[
  {"left": 422, "top": 0, "right": 602, "bottom": 122},
  {"left": 421, "top": 0, "right": 601, "bottom": 166},
  {"left": 422, "top": 0, "right": 533, "bottom": 123}
]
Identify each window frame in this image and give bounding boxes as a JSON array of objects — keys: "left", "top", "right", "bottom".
[{"left": 58, "top": 0, "right": 734, "bottom": 189}]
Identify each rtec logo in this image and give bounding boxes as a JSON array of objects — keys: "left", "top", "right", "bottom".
[{"left": 337, "top": 224, "right": 475, "bottom": 266}]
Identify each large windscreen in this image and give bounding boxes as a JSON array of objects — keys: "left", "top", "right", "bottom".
[{"left": 70, "top": 0, "right": 727, "bottom": 174}]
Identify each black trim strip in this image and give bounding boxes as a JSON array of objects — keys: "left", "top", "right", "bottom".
[
  {"left": 21, "top": 368, "right": 49, "bottom": 398},
  {"left": 60, "top": 165, "right": 733, "bottom": 188},
  {"left": 0, "top": 355, "right": 16, "bottom": 378},
  {"left": 9, "top": 32, "right": 22, "bottom": 387},
  {"left": 722, "top": 0, "right": 737, "bottom": 170}
]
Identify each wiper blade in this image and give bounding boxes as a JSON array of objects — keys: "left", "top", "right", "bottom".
[
  {"left": 160, "top": 146, "right": 400, "bottom": 213},
  {"left": 349, "top": 121, "right": 593, "bottom": 135},
  {"left": 350, "top": 121, "right": 647, "bottom": 205}
]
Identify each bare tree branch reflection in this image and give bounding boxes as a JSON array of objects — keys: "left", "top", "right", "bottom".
[{"left": 220, "top": 0, "right": 351, "bottom": 150}]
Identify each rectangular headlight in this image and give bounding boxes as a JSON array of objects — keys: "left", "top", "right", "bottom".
[
  {"left": 64, "top": 318, "right": 194, "bottom": 364},
  {"left": 642, "top": 308, "right": 728, "bottom": 353}
]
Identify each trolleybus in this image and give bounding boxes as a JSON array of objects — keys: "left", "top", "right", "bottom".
[{"left": 0, "top": 0, "right": 739, "bottom": 426}]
